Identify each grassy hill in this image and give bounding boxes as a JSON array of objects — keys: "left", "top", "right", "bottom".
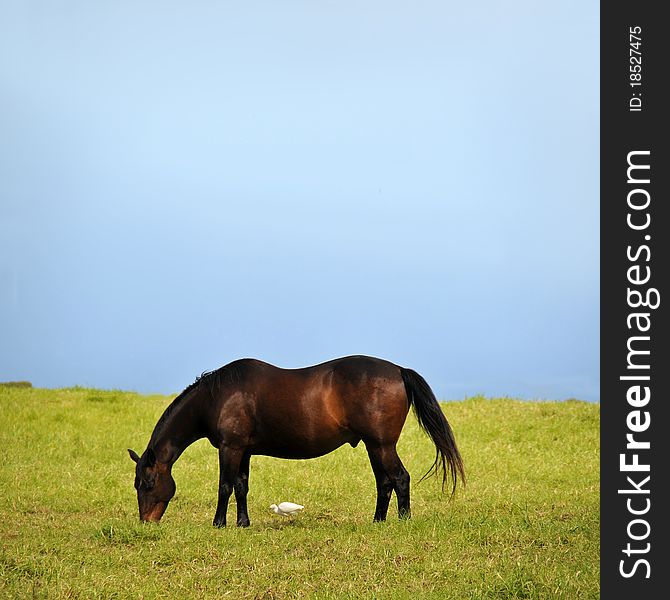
[{"left": 0, "top": 386, "right": 599, "bottom": 599}]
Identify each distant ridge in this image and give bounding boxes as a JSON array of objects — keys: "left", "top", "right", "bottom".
[{"left": 0, "top": 381, "right": 33, "bottom": 388}]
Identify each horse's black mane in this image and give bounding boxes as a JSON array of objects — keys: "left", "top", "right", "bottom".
[{"left": 149, "top": 361, "right": 250, "bottom": 444}]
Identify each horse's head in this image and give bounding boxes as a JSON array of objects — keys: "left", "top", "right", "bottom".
[{"left": 128, "top": 447, "right": 176, "bottom": 522}]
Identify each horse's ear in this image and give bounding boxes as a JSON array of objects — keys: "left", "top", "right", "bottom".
[
  {"left": 128, "top": 449, "right": 140, "bottom": 463},
  {"left": 146, "top": 447, "right": 157, "bottom": 467}
]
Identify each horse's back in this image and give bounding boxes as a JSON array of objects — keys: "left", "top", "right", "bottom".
[{"left": 229, "top": 355, "right": 403, "bottom": 390}]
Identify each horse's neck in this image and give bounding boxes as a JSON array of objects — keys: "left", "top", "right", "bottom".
[{"left": 150, "top": 389, "right": 207, "bottom": 464}]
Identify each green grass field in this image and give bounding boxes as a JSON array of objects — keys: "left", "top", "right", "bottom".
[{"left": 0, "top": 386, "right": 599, "bottom": 599}]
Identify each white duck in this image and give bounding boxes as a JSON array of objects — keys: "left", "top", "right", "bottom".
[{"left": 269, "top": 502, "right": 304, "bottom": 517}]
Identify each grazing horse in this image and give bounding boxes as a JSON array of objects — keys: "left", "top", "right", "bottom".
[{"left": 128, "top": 355, "right": 465, "bottom": 526}]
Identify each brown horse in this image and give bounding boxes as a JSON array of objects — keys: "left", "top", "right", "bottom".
[{"left": 128, "top": 355, "right": 465, "bottom": 526}]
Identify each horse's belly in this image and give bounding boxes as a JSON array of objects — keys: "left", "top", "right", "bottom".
[
  {"left": 250, "top": 426, "right": 358, "bottom": 460},
  {"left": 253, "top": 444, "right": 345, "bottom": 460}
]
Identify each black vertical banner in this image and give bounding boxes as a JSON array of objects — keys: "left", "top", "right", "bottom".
[{"left": 601, "top": 2, "right": 669, "bottom": 597}]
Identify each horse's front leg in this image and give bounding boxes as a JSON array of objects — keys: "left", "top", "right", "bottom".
[
  {"left": 213, "top": 445, "right": 243, "bottom": 527},
  {"left": 234, "top": 452, "right": 251, "bottom": 527}
]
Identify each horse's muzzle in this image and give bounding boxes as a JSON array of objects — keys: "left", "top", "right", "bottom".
[{"left": 140, "top": 501, "right": 168, "bottom": 523}]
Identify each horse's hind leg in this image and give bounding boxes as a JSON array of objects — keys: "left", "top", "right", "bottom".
[
  {"left": 213, "top": 445, "right": 244, "bottom": 528},
  {"left": 367, "top": 445, "right": 394, "bottom": 521},
  {"left": 234, "top": 452, "right": 251, "bottom": 527},
  {"left": 366, "top": 444, "right": 411, "bottom": 521},
  {"left": 393, "top": 453, "right": 411, "bottom": 519}
]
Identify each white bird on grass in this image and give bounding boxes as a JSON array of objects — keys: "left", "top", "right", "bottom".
[{"left": 269, "top": 502, "right": 304, "bottom": 517}]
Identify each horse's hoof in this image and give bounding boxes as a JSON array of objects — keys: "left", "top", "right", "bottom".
[
  {"left": 213, "top": 519, "right": 226, "bottom": 528},
  {"left": 237, "top": 519, "right": 250, "bottom": 528}
]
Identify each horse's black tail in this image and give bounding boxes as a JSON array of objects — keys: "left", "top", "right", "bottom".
[{"left": 400, "top": 367, "right": 465, "bottom": 496}]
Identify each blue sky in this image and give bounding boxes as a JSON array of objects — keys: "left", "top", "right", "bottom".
[{"left": 0, "top": 2, "right": 599, "bottom": 401}]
